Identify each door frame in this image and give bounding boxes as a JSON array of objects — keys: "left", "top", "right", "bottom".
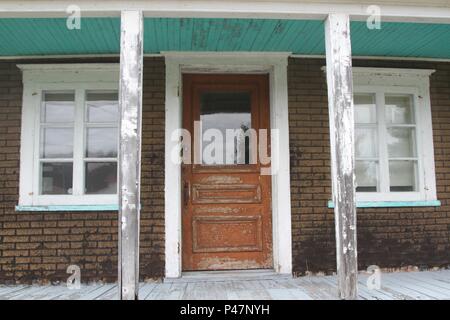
[{"left": 164, "top": 52, "right": 292, "bottom": 278}]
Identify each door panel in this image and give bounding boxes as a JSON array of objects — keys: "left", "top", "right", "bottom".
[
  {"left": 182, "top": 74, "right": 272, "bottom": 271},
  {"left": 191, "top": 183, "right": 261, "bottom": 204},
  {"left": 192, "top": 214, "right": 262, "bottom": 253}
]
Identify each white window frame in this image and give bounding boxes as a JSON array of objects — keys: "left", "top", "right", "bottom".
[
  {"left": 18, "top": 63, "right": 120, "bottom": 206},
  {"left": 352, "top": 67, "right": 437, "bottom": 202}
]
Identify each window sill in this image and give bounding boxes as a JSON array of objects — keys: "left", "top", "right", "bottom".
[
  {"left": 15, "top": 204, "right": 119, "bottom": 212},
  {"left": 327, "top": 200, "right": 441, "bottom": 208}
]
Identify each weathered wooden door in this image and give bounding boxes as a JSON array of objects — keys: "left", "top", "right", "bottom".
[{"left": 182, "top": 74, "right": 272, "bottom": 271}]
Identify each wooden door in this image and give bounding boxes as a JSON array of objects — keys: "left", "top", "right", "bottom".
[{"left": 182, "top": 74, "right": 272, "bottom": 271}]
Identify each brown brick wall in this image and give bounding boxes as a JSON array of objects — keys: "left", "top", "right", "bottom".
[
  {"left": 0, "top": 58, "right": 165, "bottom": 284},
  {"left": 288, "top": 58, "right": 450, "bottom": 275},
  {"left": 139, "top": 58, "right": 166, "bottom": 279},
  {"left": 1, "top": 56, "right": 449, "bottom": 283}
]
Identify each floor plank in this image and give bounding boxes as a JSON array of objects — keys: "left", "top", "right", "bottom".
[
  {"left": 382, "top": 274, "right": 447, "bottom": 299},
  {"left": 0, "top": 285, "right": 29, "bottom": 297},
  {"left": 377, "top": 275, "right": 434, "bottom": 300},
  {"left": 1, "top": 270, "right": 449, "bottom": 300},
  {"left": 139, "top": 282, "right": 159, "bottom": 300},
  {"left": 395, "top": 273, "right": 450, "bottom": 297}
]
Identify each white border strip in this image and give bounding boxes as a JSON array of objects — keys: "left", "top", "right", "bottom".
[
  {"left": 292, "top": 54, "right": 450, "bottom": 63},
  {"left": 0, "top": 1, "right": 449, "bottom": 23}
]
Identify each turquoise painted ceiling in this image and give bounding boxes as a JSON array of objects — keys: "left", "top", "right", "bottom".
[{"left": 0, "top": 18, "right": 449, "bottom": 58}]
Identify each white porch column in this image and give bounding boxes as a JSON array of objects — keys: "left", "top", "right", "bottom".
[
  {"left": 118, "top": 10, "right": 144, "bottom": 300},
  {"left": 324, "top": 13, "right": 358, "bottom": 300}
]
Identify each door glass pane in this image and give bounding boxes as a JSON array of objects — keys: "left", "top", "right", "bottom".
[
  {"left": 389, "top": 160, "right": 417, "bottom": 192},
  {"left": 355, "top": 128, "right": 378, "bottom": 158},
  {"left": 86, "top": 127, "right": 118, "bottom": 158},
  {"left": 355, "top": 161, "right": 378, "bottom": 192},
  {"left": 354, "top": 94, "right": 376, "bottom": 124},
  {"left": 41, "top": 92, "right": 75, "bottom": 123},
  {"left": 85, "top": 162, "right": 117, "bottom": 194},
  {"left": 200, "top": 92, "right": 252, "bottom": 165},
  {"left": 40, "top": 127, "right": 74, "bottom": 158},
  {"left": 86, "top": 91, "right": 119, "bottom": 122},
  {"left": 41, "top": 162, "right": 73, "bottom": 194},
  {"left": 385, "top": 95, "right": 414, "bottom": 124},
  {"left": 387, "top": 128, "right": 417, "bottom": 158}
]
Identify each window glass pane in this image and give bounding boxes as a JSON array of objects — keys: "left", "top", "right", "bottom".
[
  {"left": 354, "top": 94, "right": 376, "bottom": 124},
  {"left": 355, "top": 161, "right": 378, "bottom": 192},
  {"left": 41, "top": 92, "right": 75, "bottom": 123},
  {"left": 387, "top": 128, "right": 417, "bottom": 158},
  {"left": 385, "top": 95, "right": 414, "bottom": 124},
  {"left": 85, "top": 162, "right": 117, "bottom": 194},
  {"left": 41, "top": 162, "right": 73, "bottom": 194},
  {"left": 355, "top": 128, "right": 378, "bottom": 158},
  {"left": 86, "top": 127, "right": 118, "bottom": 158},
  {"left": 389, "top": 160, "right": 417, "bottom": 192},
  {"left": 41, "top": 127, "right": 74, "bottom": 158},
  {"left": 200, "top": 92, "right": 252, "bottom": 165},
  {"left": 86, "top": 91, "right": 119, "bottom": 122},
  {"left": 86, "top": 92, "right": 118, "bottom": 101}
]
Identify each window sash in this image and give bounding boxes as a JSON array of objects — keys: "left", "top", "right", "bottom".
[
  {"left": 30, "top": 84, "right": 119, "bottom": 206},
  {"left": 354, "top": 86, "right": 427, "bottom": 202},
  {"left": 83, "top": 91, "right": 119, "bottom": 195}
]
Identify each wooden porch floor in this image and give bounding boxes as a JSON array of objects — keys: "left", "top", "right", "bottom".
[{"left": 0, "top": 270, "right": 449, "bottom": 300}]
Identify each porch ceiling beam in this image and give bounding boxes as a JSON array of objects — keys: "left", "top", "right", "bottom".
[
  {"left": 118, "top": 10, "right": 144, "bottom": 300},
  {"left": 0, "top": 0, "right": 449, "bottom": 23},
  {"left": 324, "top": 13, "right": 358, "bottom": 300}
]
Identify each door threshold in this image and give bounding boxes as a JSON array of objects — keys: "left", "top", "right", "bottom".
[{"left": 164, "top": 269, "right": 292, "bottom": 283}]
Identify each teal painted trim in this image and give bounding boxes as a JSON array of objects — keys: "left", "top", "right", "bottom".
[
  {"left": 0, "top": 18, "right": 449, "bottom": 59},
  {"left": 15, "top": 204, "right": 119, "bottom": 212},
  {"left": 327, "top": 200, "right": 441, "bottom": 208},
  {"left": 0, "top": 18, "right": 120, "bottom": 55}
]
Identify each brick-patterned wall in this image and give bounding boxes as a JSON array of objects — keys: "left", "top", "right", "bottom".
[
  {"left": 288, "top": 58, "right": 450, "bottom": 275},
  {"left": 0, "top": 58, "right": 165, "bottom": 284},
  {"left": 139, "top": 58, "right": 166, "bottom": 279},
  {"left": 1, "top": 56, "right": 449, "bottom": 283}
]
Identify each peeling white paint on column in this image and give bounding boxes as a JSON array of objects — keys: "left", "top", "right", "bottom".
[
  {"left": 324, "top": 13, "right": 358, "bottom": 300},
  {"left": 121, "top": 216, "right": 127, "bottom": 230},
  {"left": 118, "top": 10, "right": 144, "bottom": 301}
]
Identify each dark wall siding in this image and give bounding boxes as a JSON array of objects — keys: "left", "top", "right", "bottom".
[
  {"left": 139, "top": 58, "right": 166, "bottom": 279},
  {"left": 0, "top": 58, "right": 165, "bottom": 284},
  {"left": 288, "top": 58, "right": 450, "bottom": 275},
  {"left": 0, "top": 57, "right": 449, "bottom": 283}
]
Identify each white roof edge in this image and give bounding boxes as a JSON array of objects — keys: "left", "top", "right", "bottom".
[
  {"left": 16, "top": 63, "right": 120, "bottom": 71},
  {"left": 162, "top": 51, "right": 292, "bottom": 58},
  {"left": 352, "top": 67, "right": 436, "bottom": 76},
  {"left": 0, "top": 1, "right": 449, "bottom": 23}
]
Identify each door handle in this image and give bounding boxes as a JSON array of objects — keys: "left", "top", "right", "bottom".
[{"left": 183, "top": 181, "right": 190, "bottom": 207}]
